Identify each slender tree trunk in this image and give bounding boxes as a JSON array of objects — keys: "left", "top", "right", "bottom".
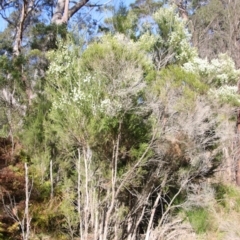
[
  {"left": 50, "top": 159, "right": 54, "bottom": 199},
  {"left": 83, "top": 147, "right": 90, "bottom": 240},
  {"left": 102, "top": 123, "right": 121, "bottom": 240},
  {"left": 51, "top": 0, "right": 90, "bottom": 25},
  {"left": 145, "top": 192, "right": 161, "bottom": 240},
  {"left": 13, "top": 0, "right": 34, "bottom": 56},
  {"left": 77, "top": 148, "right": 83, "bottom": 239},
  {"left": 51, "top": 0, "right": 68, "bottom": 25},
  {"left": 23, "top": 162, "right": 31, "bottom": 240},
  {"left": 236, "top": 109, "right": 240, "bottom": 185},
  {"left": 13, "top": 5, "right": 25, "bottom": 56},
  {"left": 236, "top": 81, "right": 240, "bottom": 186}
]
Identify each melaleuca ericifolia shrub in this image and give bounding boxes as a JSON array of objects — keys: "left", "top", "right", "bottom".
[
  {"left": 42, "top": 35, "right": 157, "bottom": 238},
  {"left": 45, "top": 34, "right": 154, "bottom": 180}
]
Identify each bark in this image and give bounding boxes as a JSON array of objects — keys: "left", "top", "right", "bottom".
[
  {"left": 24, "top": 162, "right": 31, "bottom": 240},
  {"left": 83, "top": 147, "right": 90, "bottom": 240},
  {"left": 13, "top": 0, "right": 34, "bottom": 56},
  {"left": 77, "top": 149, "right": 83, "bottom": 239},
  {"left": 50, "top": 159, "right": 53, "bottom": 199},
  {"left": 145, "top": 192, "right": 161, "bottom": 240},
  {"left": 51, "top": 0, "right": 90, "bottom": 25},
  {"left": 236, "top": 80, "right": 240, "bottom": 186},
  {"left": 13, "top": 4, "right": 25, "bottom": 56}
]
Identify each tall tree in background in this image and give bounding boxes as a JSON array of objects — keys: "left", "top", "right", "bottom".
[
  {"left": 51, "top": 0, "right": 90, "bottom": 25},
  {"left": 0, "top": 0, "right": 98, "bottom": 55},
  {"left": 191, "top": 0, "right": 240, "bottom": 67}
]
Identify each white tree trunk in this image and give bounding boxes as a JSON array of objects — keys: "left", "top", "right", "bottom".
[
  {"left": 51, "top": 0, "right": 90, "bottom": 25},
  {"left": 77, "top": 148, "right": 83, "bottom": 240},
  {"left": 23, "top": 162, "right": 31, "bottom": 240},
  {"left": 13, "top": 0, "right": 34, "bottom": 56},
  {"left": 50, "top": 159, "right": 54, "bottom": 199}
]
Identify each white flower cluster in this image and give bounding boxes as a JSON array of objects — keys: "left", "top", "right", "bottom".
[
  {"left": 52, "top": 73, "right": 96, "bottom": 110},
  {"left": 52, "top": 94, "right": 69, "bottom": 110},
  {"left": 138, "top": 32, "right": 159, "bottom": 51},
  {"left": 47, "top": 50, "right": 73, "bottom": 78},
  {"left": 175, "top": 39, "right": 197, "bottom": 62},
  {"left": 209, "top": 85, "right": 240, "bottom": 104},
  {"left": 154, "top": 5, "right": 185, "bottom": 29},
  {"left": 153, "top": 4, "right": 197, "bottom": 63},
  {"left": 113, "top": 33, "right": 136, "bottom": 50},
  {"left": 99, "top": 98, "right": 122, "bottom": 116},
  {"left": 183, "top": 54, "right": 240, "bottom": 85},
  {"left": 71, "top": 88, "right": 86, "bottom": 103},
  {"left": 51, "top": 71, "right": 124, "bottom": 116}
]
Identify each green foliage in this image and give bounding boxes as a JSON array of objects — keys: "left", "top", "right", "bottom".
[
  {"left": 214, "top": 183, "right": 240, "bottom": 212},
  {"left": 0, "top": 54, "right": 28, "bottom": 138},
  {"left": 31, "top": 200, "right": 65, "bottom": 234},
  {"left": 142, "top": 4, "right": 198, "bottom": 66},
  {"left": 104, "top": 2, "right": 138, "bottom": 39},
  {"left": 22, "top": 95, "right": 51, "bottom": 152},
  {"left": 209, "top": 85, "right": 240, "bottom": 106},
  {"left": 31, "top": 23, "right": 67, "bottom": 51},
  {"left": 80, "top": 34, "right": 154, "bottom": 79},
  {"left": 159, "top": 66, "right": 208, "bottom": 93},
  {"left": 0, "top": 26, "right": 14, "bottom": 55},
  {"left": 150, "top": 65, "right": 208, "bottom": 112},
  {"left": 7, "top": 222, "right": 19, "bottom": 235},
  {"left": 0, "top": 55, "right": 25, "bottom": 89},
  {"left": 183, "top": 54, "right": 240, "bottom": 87},
  {"left": 130, "top": 0, "right": 163, "bottom": 16},
  {"left": 186, "top": 207, "right": 210, "bottom": 234},
  {"left": 0, "top": 222, "right": 4, "bottom": 240}
]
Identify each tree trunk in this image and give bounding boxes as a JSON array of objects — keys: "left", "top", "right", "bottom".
[
  {"left": 23, "top": 162, "right": 31, "bottom": 240},
  {"left": 13, "top": 0, "right": 34, "bottom": 56},
  {"left": 236, "top": 80, "right": 240, "bottom": 186},
  {"left": 236, "top": 109, "right": 240, "bottom": 186},
  {"left": 50, "top": 159, "right": 54, "bottom": 199},
  {"left": 13, "top": 5, "right": 25, "bottom": 56},
  {"left": 51, "top": 0, "right": 90, "bottom": 25}
]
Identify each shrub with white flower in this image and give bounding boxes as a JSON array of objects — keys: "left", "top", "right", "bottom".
[
  {"left": 209, "top": 85, "right": 240, "bottom": 105},
  {"left": 99, "top": 98, "right": 122, "bottom": 116},
  {"left": 51, "top": 73, "right": 98, "bottom": 112},
  {"left": 47, "top": 40, "right": 74, "bottom": 79},
  {"left": 153, "top": 5, "right": 197, "bottom": 64},
  {"left": 138, "top": 32, "right": 159, "bottom": 52},
  {"left": 47, "top": 34, "right": 149, "bottom": 120},
  {"left": 183, "top": 54, "right": 240, "bottom": 86}
]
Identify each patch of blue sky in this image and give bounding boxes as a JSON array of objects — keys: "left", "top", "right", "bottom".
[{"left": 0, "top": 5, "right": 11, "bottom": 32}]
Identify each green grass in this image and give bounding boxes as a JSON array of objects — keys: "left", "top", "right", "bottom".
[{"left": 186, "top": 208, "right": 210, "bottom": 234}]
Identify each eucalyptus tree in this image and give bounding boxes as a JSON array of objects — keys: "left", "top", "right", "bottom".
[{"left": 0, "top": 0, "right": 106, "bottom": 56}]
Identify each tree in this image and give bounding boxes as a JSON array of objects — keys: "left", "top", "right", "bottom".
[
  {"left": 0, "top": 0, "right": 104, "bottom": 56},
  {"left": 191, "top": 0, "right": 240, "bottom": 68}
]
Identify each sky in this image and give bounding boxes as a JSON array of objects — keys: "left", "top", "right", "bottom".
[{"left": 0, "top": 0, "right": 136, "bottom": 32}]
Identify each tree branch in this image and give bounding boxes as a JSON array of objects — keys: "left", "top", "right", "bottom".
[{"left": 68, "top": 0, "right": 90, "bottom": 19}]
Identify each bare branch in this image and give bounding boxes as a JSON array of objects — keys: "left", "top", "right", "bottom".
[{"left": 68, "top": 0, "right": 89, "bottom": 19}]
